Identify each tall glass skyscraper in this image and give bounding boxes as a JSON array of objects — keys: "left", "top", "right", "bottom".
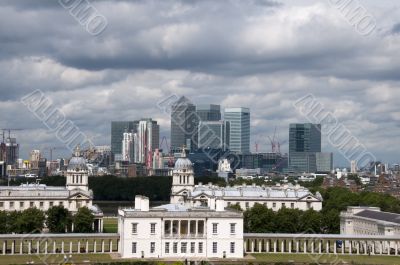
[
  {"left": 196, "top": 104, "right": 221, "bottom": 121},
  {"left": 224, "top": 107, "right": 250, "bottom": 153},
  {"left": 170, "top": 96, "right": 198, "bottom": 151},
  {"left": 198, "top": 120, "right": 230, "bottom": 151},
  {"left": 289, "top": 123, "right": 323, "bottom": 173}
]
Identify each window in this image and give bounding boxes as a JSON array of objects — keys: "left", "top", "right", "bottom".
[
  {"left": 50, "top": 202, "right": 53, "bottom": 207},
  {"left": 230, "top": 223, "right": 236, "bottom": 234},
  {"left": 245, "top": 202, "right": 249, "bottom": 209},
  {"left": 19, "top": 202, "right": 24, "bottom": 208},
  {"left": 212, "top": 223, "right": 218, "bottom": 234},
  {"left": 272, "top": 202, "right": 276, "bottom": 208},
  {"left": 181, "top": 242, "right": 187, "bottom": 253},
  {"left": 173, "top": 242, "right": 178, "bottom": 253},
  {"left": 230, "top": 242, "right": 235, "bottom": 253},
  {"left": 132, "top": 223, "right": 138, "bottom": 234},
  {"left": 190, "top": 242, "right": 195, "bottom": 253},
  {"left": 165, "top": 242, "right": 170, "bottom": 254},
  {"left": 227, "top": 202, "right": 231, "bottom": 206},
  {"left": 198, "top": 242, "right": 203, "bottom": 253},
  {"left": 150, "top": 242, "right": 155, "bottom": 253},
  {"left": 132, "top": 242, "right": 137, "bottom": 253},
  {"left": 0, "top": 202, "right": 3, "bottom": 208},
  {"left": 282, "top": 203, "right": 285, "bottom": 208},
  {"left": 30, "top": 202, "right": 34, "bottom": 207},
  {"left": 212, "top": 242, "right": 217, "bottom": 253},
  {"left": 39, "top": 202, "right": 44, "bottom": 208},
  {"left": 59, "top": 201, "right": 63, "bottom": 206},
  {"left": 9, "top": 202, "right": 14, "bottom": 208},
  {"left": 150, "top": 223, "right": 156, "bottom": 234},
  {"left": 291, "top": 203, "right": 294, "bottom": 209}
]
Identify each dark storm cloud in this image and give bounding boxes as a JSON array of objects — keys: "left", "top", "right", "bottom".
[{"left": 0, "top": 0, "right": 399, "bottom": 164}]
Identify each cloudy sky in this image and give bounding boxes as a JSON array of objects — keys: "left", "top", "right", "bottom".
[{"left": 0, "top": 0, "right": 399, "bottom": 166}]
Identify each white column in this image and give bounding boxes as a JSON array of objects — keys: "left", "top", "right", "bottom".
[
  {"left": 281, "top": 240, "right": 284, "bottom": 253},
  {"left": 69, "top": 241, "right": 73, "bottom": 253},
  {"left": 178, "top": 221, "right": 181, "bottom": 236},
  {"left": 78, "top": 241, "right": 81, "bottom": 253},
  {"left": 61, "top": 241, "right": 64, "bottom": 254},
  {"left": 326, "top": 241, "right": 329, "bottom": 253},
  {"left": 86, "top": 241, "right": 89, "bottom": 253},
  {"left": 311, "top": 241, "right": 314, "bottom": 254},
  {"left": 244, "top": 240, "right": 247, "bottom": 252},
  {"left": 2, "top": 241, "right": 5, "bottom": 255},
  {"left": 259, "top": 240, "right": 262, "bottom": 253},
  {"left": 334, "top": 240, "right": 337, "bottom": 254},
  {"left": 380, "top": 241, "right": 383, "bottom": 255},
  {"left": 53, "top": 241, "right": 56, "bottom": 253},
  {"left": 372, "top": 241, "right": 375, "bottom": 255},
  {"left": 289, "top": 240, "right": 292, "bottom": 253},
  {"left": 387, "top": 241, "right": 391, "bottom": 256},
  {"left": 304, "top": 241, "right": 307, "bottom": 253},
  {"left": 28, "top": 241, "right": 32, "bottom": 254},
  {"left": 319, "top": 240, "right": 322, "bottom": 254},
  {"left": 266, "top": 240, "right": 270, "bottom": 253},
  {"left": 195, "top": 221, "right": 198, "bottom": 237},
  {"left": 251, "top": 240, "right": 254, "bottom": 253},
  {"left": 357, "top": 241, "right": 360, "bottom": 255},
  {"left": 110, "top": 240, "right": 113, "bottom": 252},
  {"left": 273, "top": 240, "right": 277, "bottom": 253},
  {"left": 364, "top": 241, "right": 367, "bottom": 255},
  {"left": 12, "top": 241, "right": 15, "bottom": 255},
  {"left": 296, "top": 240, "right": 299, "bottom": 253},
  {"left": 342, "top": 241, "right": 344, "bottom": 254},
  {"left": 44, "top": 241, "right": 48, "bottom": 254},
  {"left": 94, "top": 241, "right": 97, "bottom": 253},
  {"left": 101, "top": 240, "right": 105, "bottom": 253},
  {"left": 188, "top": 221, "right": 191, "bottom": 236},
  {"left": 349, "top": 241, "right": 352, "bottom": 255}
]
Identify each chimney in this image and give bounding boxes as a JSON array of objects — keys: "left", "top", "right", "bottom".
[
  {"left": 134, "top": 195, "right": 150, "bottom": 211},
  {"left": 209, "top": 197, "right": 216, "bottom": 210},
  {"left": 216, "top": 198, "right": 225, "bottom": 212}
]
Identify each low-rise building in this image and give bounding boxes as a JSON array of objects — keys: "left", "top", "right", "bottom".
[{"left": 118, "top": 195, "right": 243, "bottom": 259}]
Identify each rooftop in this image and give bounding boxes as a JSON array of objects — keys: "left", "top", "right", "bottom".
[{"left": 355, "top": 210, "right": 400, "bottom": 225}]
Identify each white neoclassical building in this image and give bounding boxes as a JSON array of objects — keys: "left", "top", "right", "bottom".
[
  {"left": 0, "top": 146, "right": 104, "bottom": 231},
  {"left": 118, "top": 195, "right": 243, "bottom": 259},
  {"left": 170, "top": 151, "right": 322, "bottom": 211}
]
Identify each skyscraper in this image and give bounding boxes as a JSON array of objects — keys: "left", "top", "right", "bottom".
[
  {"left": 170, "top": 96, "right": 198, "bottom": 151},
  {"left": 224, "top": 107, "right": 250, "bottom": 153},
  {"left": 134, "top": 119, "right": 160, "bottom": 165},
  {"left": 122, "top": 131, "right": 134, "bottom": 162},
  {"left": 111, "top": 121, "right": 138, "bottom": 157},
  {"left": 196, "top": 104, "right": 221, "bottom": 121},
  {"left": 289, "top": 123, "right": 328, "bottom": 173},
  {"left": 198, "top": 120, "right": 230, "bottom": 151}
]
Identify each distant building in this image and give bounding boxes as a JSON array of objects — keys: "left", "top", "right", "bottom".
[
  {"left": 118, "top": 195, "right": 243, "bottom": 259},
  {"left": 111, "top": 121, "right": 138, "bottom": 158},
  {"left": 170, "top": 96, "right": 198, "bottom": 152},
  {"left": 196, "top": 104, "right": 221, "bottom": 121},
  {"left": 134, "top": 119, "right": 160, "bottom": 165},
  {"left": 5, "top": 137, "right": 19, "bottom": 166},
  {"left": 224, "top": 108, "right": 250, "bottom": 153},
  {"left": 289, "top": 123, "right": 322, "bottom": 173},
  {"left": 351, "top": 160, "right": 357, "bottom": 173},
  {"left": 198, "top": 120, "right": 230, "bottom": 151},
  {"left": 122, "top": 131, "right": 134, "bottom": 162},
  {"left": 316, "top": 152, "right": 333, "bottom": 173}
]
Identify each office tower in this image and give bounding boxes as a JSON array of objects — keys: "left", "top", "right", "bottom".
[
  {"left": 30, "top": 150, "right": 41, "bottom": 169},
  {"left": 224, "top": 107, "right": 250, "bottom": 153},
  {"left": 316, "top": 152, "right": 333, "bottom": 173},
  {"left": 134, "top": 119, "right": 160, "bottom": 165},
  {"left": 196, "top": 104, "right": 221, "bottom": 121},
  {"left": 289, "top": 123, "right": 322, "bottom": 173},
  {"left": 5, "top": 137, "right": 19, "bottom": 166},
  {"left": 122, "top": 131, "right": 134, "bottom": 162},
  {"left": 111, "top": 121, "right": 138, "bottom": 157},
  {"left": 170, "top": 96, "right": 198, "bottom": 151},
  {"left": 198, "top": 120, "right": 230, "bottom": 151}
]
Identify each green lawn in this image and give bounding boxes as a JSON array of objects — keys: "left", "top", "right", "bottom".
[
  {"left": 103, "top": 217, "right": 118, "bottom": 233},
  {"left": 0, "top": 254, "right": 112, "bottom": 265},
  {"left": 253, "top": 253, "right": 400, "bottom": 264}
]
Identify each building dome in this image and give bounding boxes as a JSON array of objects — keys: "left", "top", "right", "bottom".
[
  {"left": 67, "top": 156, "right": 88, "bottom": 171},
  {"left": 174, "top": 157, "right": 193, "bottom": 170}
]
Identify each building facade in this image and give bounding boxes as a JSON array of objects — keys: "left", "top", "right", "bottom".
[
  {"left": 198, "top": 120, "right": 230, "bottom": 151},
  {"left": 170, "top": 153, "right": 322, "bottom": 212},
  {"left": 196, "top": 104, "right": 221, "bottom": 121},
  {"left": 134, "top": 119, "right": 160, "bottom": 165},
  {"left": 111, "top": 121, "right": 138, "bottom": 158},
  {"left": 170, "top": 96, "right": 198, "bottom": 152},
  {"left": 118, "top": 196, "right": 243, "bottom": 259},
  {"left": 224, "top": 108, "right": 250, "bottom": 153}
]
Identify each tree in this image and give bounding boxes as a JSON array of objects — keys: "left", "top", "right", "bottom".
[
  {"left": 0, "top": 211, "right": 7, "bottom": 233},
  {"left": 299, "top": 209, "right": 322, "bottom": 234},
  {"left": 14, "top": 208, "right": 45, "bottom": 233},
  {"left": 226, "top": 203, "right": 242, "bottom": 212},
  {"left": 46, "top": 206, "right": 72, "bottom": 233},
  {"left": 73, "top": 207, "right": 94, "bottom": 233},
  {"left": 244, "top": 203, "right": 275, "bottom": 233},
  {"left": 274, "top": 208, "right": 302, "bottom": 233}
]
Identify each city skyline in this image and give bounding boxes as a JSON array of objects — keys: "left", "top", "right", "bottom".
[{"left": 0, "top": 1, "right": 399, "bottom": 166}]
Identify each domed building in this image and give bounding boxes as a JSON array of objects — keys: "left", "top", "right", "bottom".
[
  {"left": 0, "top": 145, "right": 104, "bottom": 232},
  {"left": 170, "top": 149, "right": 195, "bottom": 204}
]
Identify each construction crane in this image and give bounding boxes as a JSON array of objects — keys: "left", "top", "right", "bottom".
[
  {"left": 1, "top": 128, "right": 25, "bottom": 142},
  {"left": 267, "top": 126, "right": 286, "bottom": 154}
]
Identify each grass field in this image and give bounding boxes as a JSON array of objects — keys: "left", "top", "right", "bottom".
[
  {"left": 103, "top": 217, "right": 118, "bottom": 233},
  {"left": 253, "top": 253, "right": 400, "bottom": 264},
  {"left": 0, "top": 254, "right": 112, "bottom": 265}
]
